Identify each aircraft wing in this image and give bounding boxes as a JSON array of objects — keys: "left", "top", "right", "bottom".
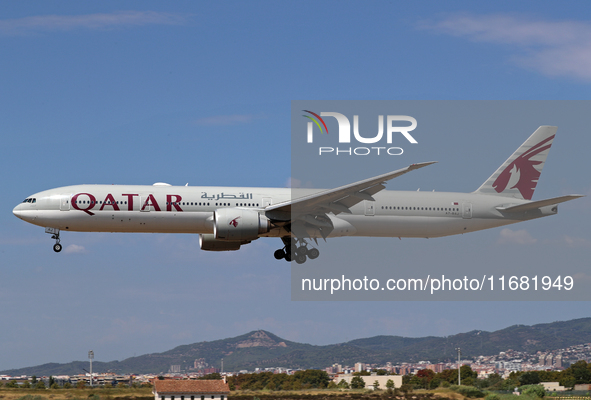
[{"left": 265, "top": 161, "right": 436, "bottom": 218}]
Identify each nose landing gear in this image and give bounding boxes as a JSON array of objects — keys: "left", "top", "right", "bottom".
[{"left": 45, "top": 227, "right": 62, "bottom": 253}]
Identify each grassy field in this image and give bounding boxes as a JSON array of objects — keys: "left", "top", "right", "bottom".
[
  {"left": 0, "top": 387, "right": 465, "bottom": 400},
  {"left": 0, "top": 387, "right": 153, "bottom": 400}
]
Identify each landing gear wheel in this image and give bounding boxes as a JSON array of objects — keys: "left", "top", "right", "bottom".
[
  {"left": 295, "top": 254, "right": 307, "bottom": 264},
  {"left": 53, "top": 243, "right": 62, "bottom": 253},
  {"left": 296, "top": 245, "right": 308, "bottom": 256},
  {"left": 307, "top": 248, "right": 320, "bottom": 259},
  {"left": 284, "top": 252, "right": 292, "bottom": 262},
  {"left": 274, "top": 249, "right": 285, "bottom": 260}
]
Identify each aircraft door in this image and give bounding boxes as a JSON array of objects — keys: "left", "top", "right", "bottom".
[
  {"left": 60, "top": 195, "right": 71, "bottom": 211},
  {"left": 462, "top": 202, "right": 473, "bottom": 219},
  {"left": 364, "top": 200, "right": 375, "bottom": 216},
  {"left": 262, "top": 197, "right": 272, "bottom": 207}
]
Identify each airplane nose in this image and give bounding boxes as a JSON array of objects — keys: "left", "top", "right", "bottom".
[{"left": 13, "top": 205, "right": 23, "bottom": 219}]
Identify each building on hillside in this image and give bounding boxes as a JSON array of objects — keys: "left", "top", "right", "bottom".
[{"left": 153, "top": 380, "right": 230, "bottom": 400}]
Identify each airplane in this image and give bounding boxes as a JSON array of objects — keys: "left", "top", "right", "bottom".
[{"left": 13, "top": 126, "right": 583, "bottom": 264}]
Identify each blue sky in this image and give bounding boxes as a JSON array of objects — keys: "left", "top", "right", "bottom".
[{"left": 1, "top": 1, "right": 590, "bottom": 371}]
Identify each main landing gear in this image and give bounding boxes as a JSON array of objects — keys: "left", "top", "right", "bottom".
[
  {"left": 45, "top": 227, "right": 62, "bottom": 253},
  {"left": 274, "top": 238, "right": 320, "bottom": 264}
]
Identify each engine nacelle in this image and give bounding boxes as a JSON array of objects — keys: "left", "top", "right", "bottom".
[
  {"left": 214, "top": 208, "right": 270, "bottom": 241},
  {"left": 199, "top": 234, "right": 246, "bottom": 251}
]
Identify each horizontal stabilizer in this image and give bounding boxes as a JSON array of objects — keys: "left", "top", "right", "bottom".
[{"left": 496, "top": 195, "right": 584, "bottom": 212}]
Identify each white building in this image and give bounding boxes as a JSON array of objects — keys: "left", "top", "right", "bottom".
[
  {"left": 153, "top": 380, "right": 230, "bottom": 400},
  {"left": 540, "top": 382, "right": 566, "bottom": 392}
]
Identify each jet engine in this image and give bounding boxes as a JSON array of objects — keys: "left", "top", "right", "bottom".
[
  {"left": 213, "top": 208, "right": 271, "bottom": 241},
  {"left": 199, "top": 234, "right": 246, "bottom": 251}
]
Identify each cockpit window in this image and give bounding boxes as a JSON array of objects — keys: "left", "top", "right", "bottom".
[{"left": 22, "top": 198, "right": 36, "bottom": 203}]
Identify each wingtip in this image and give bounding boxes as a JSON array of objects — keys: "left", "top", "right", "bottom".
[{"left": 410, "top": 161, "right": 438, "bottom": 169}]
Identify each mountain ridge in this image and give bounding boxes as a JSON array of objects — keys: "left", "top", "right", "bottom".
[{"left": 2, "top": 317, "right": 590, "bottom": 376}]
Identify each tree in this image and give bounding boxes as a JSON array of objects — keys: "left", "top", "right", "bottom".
[
  {"left": 337, "top": 379, "right": 350, "bottom": 389},
  {"left": 429, "top": 378, "right": 442, "bottom": 389},
  {"left": 5, "top": 380, "right": 19, "bottom": 388},
  {"left": 199, "top": 373, "right": 222, "bottom": 380},
  {"left": 293, "top": 369, "right": 330, "bottom": 388},
  {"left": 50, "top": 382, "right": 60, "bottom": 389},
  {"left": 31, "top": 376, "right": 37, "bottom": 385},
  {"left": 76, "top": 380, "right": 86, "bottom": 389},
  {"left": 399, "top": 383, "right": 413, "bottom": 394},
  {"left": 351, "top": 376, "right": 366, "bottom": 389},
  {"left": 373, "top": 380, "right": 380, "bottom": 390},
  {"left": 521, "top": 385, "right": 545, "bottom": 398},
  {"left": 63, "top": 382, "right": 73, "bottom": 389},
  {"left": 22, "top": 381, "right": 31, "bottom": 389},
  {"left": 386, "top": 379, "right": 395, "bottom": 389},
  {"left": 35, "top": 381, "right": 46, "bottom": 390},
  {"left": 569, "top": 361, "right": 591, "bottom": 384},
  {"left": 560, "top": 376, "right": 576, "bottom": 389},
  {"left": 519, "top": 371, "right": 541, "bottom": 386},
  {"left": 460, "top": 365, "right": 477, "bottom": 386},
  {"left": 327, "top": 381, "right": 338, "bottom": 389}
]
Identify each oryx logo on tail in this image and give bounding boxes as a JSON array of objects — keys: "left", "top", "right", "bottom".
[
  {"left": 492, "top": 135, "right": 554, "bottom": 200},
  {"left": 474, "top": 125, "right": 557, "bottom": 200}
]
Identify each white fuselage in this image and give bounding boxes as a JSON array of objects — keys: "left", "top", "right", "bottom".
[{"left": 12, "top": 184, "right": 555, "bottom": 239}]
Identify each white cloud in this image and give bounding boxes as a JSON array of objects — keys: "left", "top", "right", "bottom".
[
  {"left": 194, "top": 114, "right": 265, "bottom": 126},
  {"left": 0, "top": 11, "right": 188, "bottom": 36},
  {"left": 285, "top": 177, "right": 301, "bottom": 188},
  {"left": 498, "top": 228, "right": 537, "bottom": 245},
  {"left": 422, "top": 13, "right": 591, "bottom": 81},
  {"left": 562, "top": 235, "right": 591, "bottom": 248},
  {"left": 64, "top": 244, "right": 86, "bottom": 254}
]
